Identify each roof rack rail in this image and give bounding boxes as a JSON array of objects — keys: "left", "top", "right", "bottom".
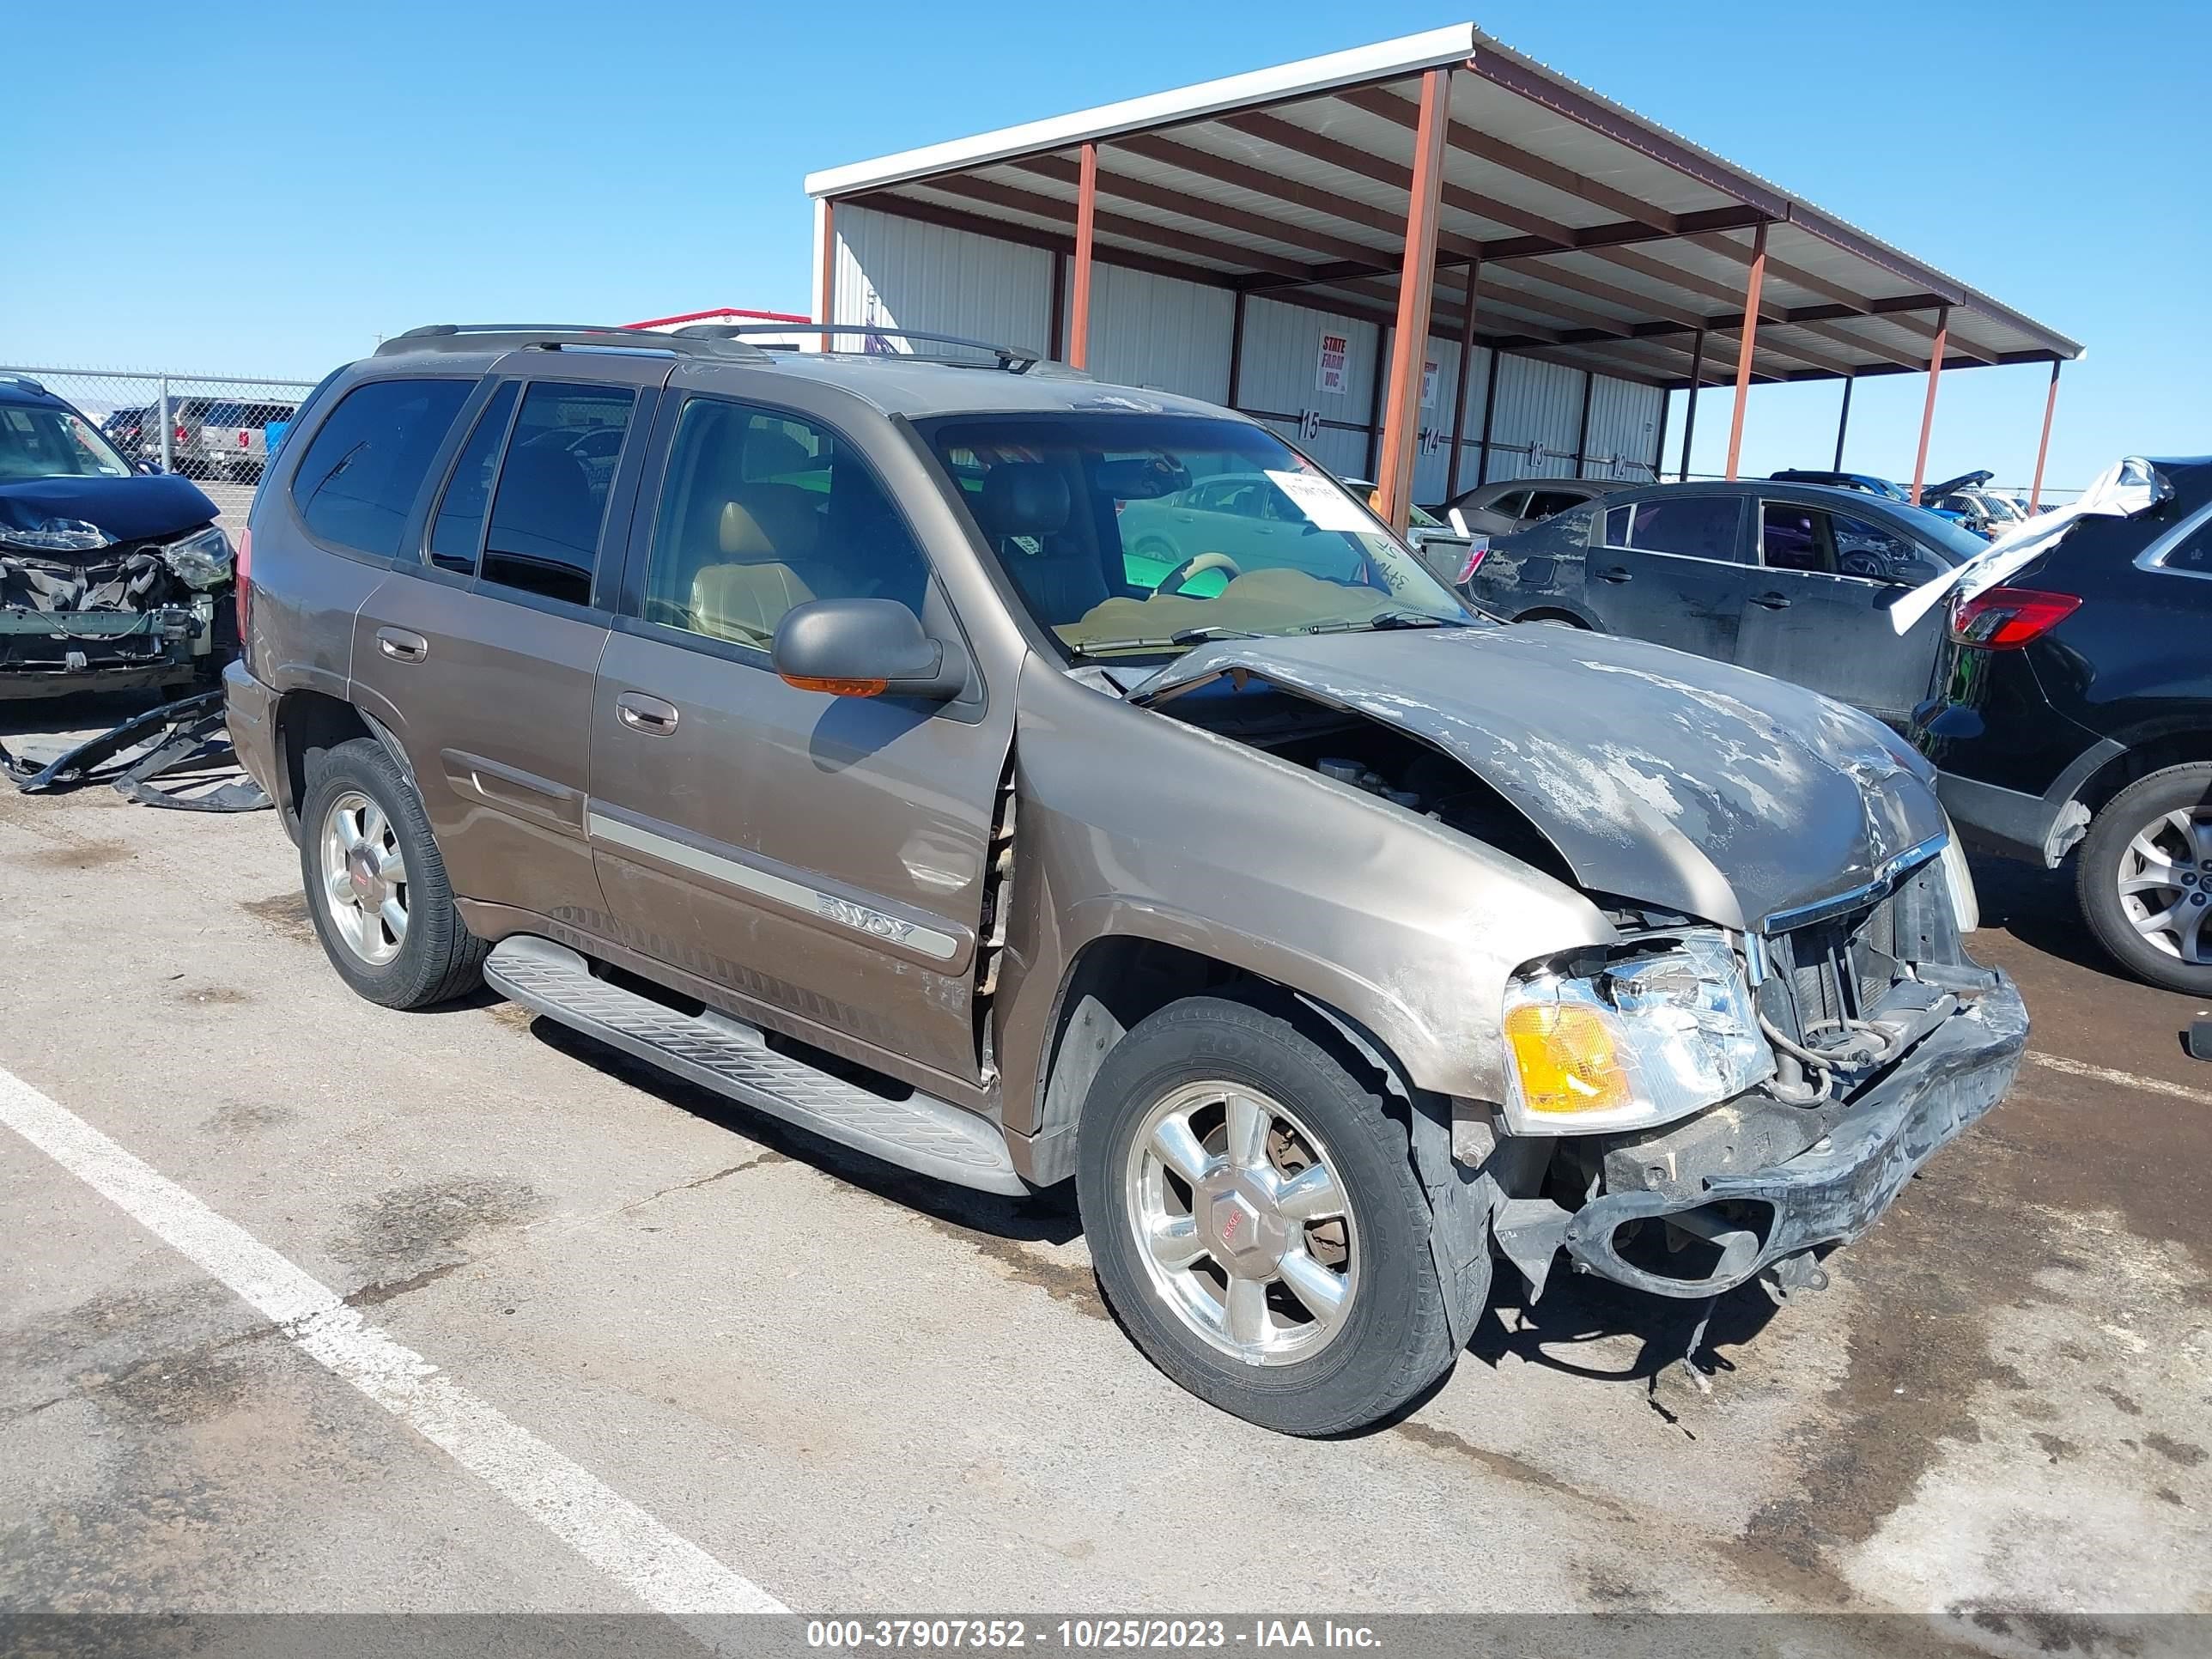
[
  {"left": 677, "top": 322, "right": 1054, "bottom": 374},
  {"left": 374, "top": 324, "right": 773, "bottom": 362}
]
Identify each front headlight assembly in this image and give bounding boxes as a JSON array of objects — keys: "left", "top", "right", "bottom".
[
  {"left": 1499, "top": 931, "right": 1771, "bottom": 1134},
  {"left": 161, "top": 526, "right": 234, "bottom": 589}
]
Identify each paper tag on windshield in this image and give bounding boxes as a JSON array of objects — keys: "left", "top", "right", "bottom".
[{"left": 1266, "top": 470, "right": 1376, "bottom": 533}]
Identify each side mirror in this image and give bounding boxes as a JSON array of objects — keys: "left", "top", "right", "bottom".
[{"left": 772, "top": 597, "right": 969, "bottom": 701}]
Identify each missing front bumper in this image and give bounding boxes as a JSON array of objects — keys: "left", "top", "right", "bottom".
[{"left": 1554, "top": 972, "right": 2027, "bottom": 1298}]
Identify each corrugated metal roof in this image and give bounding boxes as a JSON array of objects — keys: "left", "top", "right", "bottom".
[{"left": 805, "top": 26, "right": 2079, "bottom": 385}]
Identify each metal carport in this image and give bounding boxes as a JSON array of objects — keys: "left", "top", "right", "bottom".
[{"left": 805, "top": 24, "right": 2081, "bottom": 531}]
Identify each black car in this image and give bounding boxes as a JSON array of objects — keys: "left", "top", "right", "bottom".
[
  {"left": 1912, "top": 456, "right": 2212, "bottom": 994},
  {"left": 0, "top": 376, "right": 235, "bottom": 698},
  {"left": 1462, "top": 478, "right": 1984, "bottom": 727}
]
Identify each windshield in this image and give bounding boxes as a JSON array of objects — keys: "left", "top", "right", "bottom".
[
  {"left": 0, "top": 401, "right": 135, "bottom": 482},
  {"left": 917, "top": 414, "right": 1468, "bottom": 658}
]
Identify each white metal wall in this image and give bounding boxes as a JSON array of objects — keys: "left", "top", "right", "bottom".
[
  {"left": 829, "top": 206, "right": 1658, "bottom": 495},
  {"left": 1237, "top": 297, "right": 1381, "bottom": 481},
  {"left": 832, "top": 205, "right": 1052, "bottom": 351},
  {"left": 1066, "top": 264, "right": 1234, "bottom": 403}
]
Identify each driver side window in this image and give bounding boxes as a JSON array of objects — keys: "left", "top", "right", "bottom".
[{"left": 640, "top": 397, "right": 933, "bottom": 651}]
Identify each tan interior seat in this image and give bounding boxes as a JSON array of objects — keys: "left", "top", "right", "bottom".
[{"left": 686, "top": 496, "right": 819, "bottom": 645}]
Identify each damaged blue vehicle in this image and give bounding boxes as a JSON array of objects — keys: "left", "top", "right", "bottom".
[{"left": 0, "top": 376, "right": 236, "bottom": 700}]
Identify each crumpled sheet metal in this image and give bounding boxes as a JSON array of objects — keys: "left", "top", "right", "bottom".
[
  {"left": 0, "top": 689, "right": 270, "bottom": 811},
  {"left": 1888, "top": 455, "right": 2167, "bottom": 635}
]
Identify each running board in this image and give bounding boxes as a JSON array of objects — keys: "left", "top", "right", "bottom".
[{"left": 484, "top": 936, "right": 1026, "bottom": 1195}]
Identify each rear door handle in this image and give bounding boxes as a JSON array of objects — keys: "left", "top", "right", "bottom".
[
  {"left": 1751, "top": 592, "right": 1792, "bottom": 610},
  {"left": 616, "top": 691, "right": 680, "bottom": 735},
  {"left": 375, "top": 628, "right": 428, "bottom": 662},
  {"left": 1597, "top": 566, "right": 1632, "bottom": 584}
]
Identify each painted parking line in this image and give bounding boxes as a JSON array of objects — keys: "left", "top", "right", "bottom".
[
  {"left": 2026, "top": 1049, "right": 2212, "bottom": 1107},
  {"left": 0, "top": 1064, "right": 787, "bottom": 1626}
]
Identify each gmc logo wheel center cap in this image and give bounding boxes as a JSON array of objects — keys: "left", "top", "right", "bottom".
[{"left": 1195, "top": 1173, "right": 1287, "bottom": 1275}]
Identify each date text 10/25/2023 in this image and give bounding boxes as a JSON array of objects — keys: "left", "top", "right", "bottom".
[{"left": 805, "top": 1620, "right": 1382, "bottom": 1650}]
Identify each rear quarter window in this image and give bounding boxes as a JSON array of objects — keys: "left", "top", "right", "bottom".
[{"left": 289, "top": 378, "right": 472, "bottom": 559}]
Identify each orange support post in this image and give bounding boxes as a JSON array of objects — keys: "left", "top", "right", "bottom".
[
  {"left": 1067, "top": 143, "right": 1098, "bottom": 370},
  {"left": 2029, "top": 360, "right": 2062, "bottom": 511},
  {"left": 1444, "top": 260, "right": 1480, "bottom": 499},
  {"left": 1909, "top": 305, "right": 1951, "bottom": 506},
  {"left": 1376, "top": 68, "right": 1451, "bottom": 533},
  {"left": 1723, "top": 222, "right": 1766, "bottom": 481}
]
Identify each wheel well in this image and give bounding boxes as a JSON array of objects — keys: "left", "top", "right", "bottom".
[
  {"left": 273, "top": 690, "right": 372, "bottom": 831},
  {"left": 1032, "top": 940, "right": 1267, "bottom": 1159},
  {"left": 1512, "top": 607, "right": 1589, "bottom": 629},
  {"left": 1030, "top": 939, "right": 1407, "bottom": 1175},
  {"left": 2077, "top": 732, "right": 2212, "bottom": 819}
]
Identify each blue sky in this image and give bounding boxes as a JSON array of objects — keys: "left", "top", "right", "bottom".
[{"left": 12, "top": 0, "right": 2205, "bottom": 493}]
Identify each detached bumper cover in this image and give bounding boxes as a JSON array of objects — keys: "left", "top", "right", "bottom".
[{"left": 1562, "top": 973, "right": 2028, "bottom": 1297}]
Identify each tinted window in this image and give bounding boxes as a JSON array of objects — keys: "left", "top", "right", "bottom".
[
  {"left": 481, "top": 382, "right": 635, "bottom": 607},
  {"left": 641, "top": 397, "right": 932, "bottom": 648},
  {"left": 1760, "top": 501, "right": 1829, "bottom": 572},
  {"left": 2164, "top": 517, "right": 2212, "bottom": 574},
  {"left": 1523, "top": 489, "right": 1589, "bottom": 520},
  {"left": 428, "top": 383, "right": 518, "bottom": 573},
  {"left": 290, "top": 378, "right": 471, "bottom": 559},
  {"left": 1608, "top": 495, "right": 1741, "bottom": 562}
]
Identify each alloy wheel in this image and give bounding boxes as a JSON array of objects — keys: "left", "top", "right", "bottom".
[
  {"left": 1122, "top": 1080, "right": 1359, "bottom": 1367},
  {"left": 318, "top": 790, "right": 410, "bottom": 967},
  {"left": 2115, "top": 805, "right": 2212, "bottom": 965}
]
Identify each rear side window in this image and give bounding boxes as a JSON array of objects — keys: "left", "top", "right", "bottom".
[
  {"left": 2162, "top": 515, "right": 2212, "bottom": 574},
  {"left": 481, "top": 383, "right": 635, "bottom": 607},
  {"left": 290, "top": 378, "right": 471, "bottom": 559},
  {"left": 1605, "top": 495, "right": 1741, "bottom": 562},
  {"left": 428, "top": 383, "right": 519, "bottom": 574},
  {"left": 1523, "top": 489, "right": 1589, "bottom": 520}
]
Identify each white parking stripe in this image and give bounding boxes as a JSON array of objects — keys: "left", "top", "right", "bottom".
[
  {"left": 2026, "top": 1050, "right": 2212, "bottom": 1107},
  {"left": 0, "top": 1065, "right": 787, "bottom": 1622}
]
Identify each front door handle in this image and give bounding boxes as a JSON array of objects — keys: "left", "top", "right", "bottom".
[
  {"left": 376, "top": 627, "right": 428, "bottom": 662},
  {"left": 1751, "top": 592, "right": 1792, "bottom": 611},
  {"left": 1597, "top": 566, "right": 1633, "bottom": 584},
  {"left": 616, "top": 691, "right": 680, "bottom": 735}
]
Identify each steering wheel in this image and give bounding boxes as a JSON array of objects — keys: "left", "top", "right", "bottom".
[
  {"left": 1838, "top": 548, "right": 1887, "bottom": 580},
  {"left": 1158, "top": 550, "right": 1243, "bottom": 595}
]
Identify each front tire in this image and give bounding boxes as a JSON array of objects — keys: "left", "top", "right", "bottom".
[
  {"left": 298, "top": 738, "right": 488, "bottom": 1009},
  {"left": 2076, "top": 763, "right": 2212, "bottom": 994},
  {"left": 1076, "top": 996, "right": 1456, "bottom": 1436}
]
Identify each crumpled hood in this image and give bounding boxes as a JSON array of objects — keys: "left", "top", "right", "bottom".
[
  {"left": 1136, "top": 624, "right": 1945, "bottom": 933},
  {"left": 0, "top": 474, "right": 217, "bottom": 551}
]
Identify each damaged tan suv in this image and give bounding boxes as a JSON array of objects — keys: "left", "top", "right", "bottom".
[{"left": 226, "top": 324, "right": 2027, "bottom": 1436}]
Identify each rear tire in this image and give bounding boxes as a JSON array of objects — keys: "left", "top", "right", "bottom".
[
  {"left": 1076, "top": 995, "right": 1456, "bottom": 1436},
  {"left": 2076, "top": 763, "right": 2212, "bottom": 994},
  {"left": 298, "top": 738, "right": 488, "bottom": 1009}
]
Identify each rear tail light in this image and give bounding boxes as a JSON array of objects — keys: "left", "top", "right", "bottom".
[
  {"left": 175, "top": 424, "right": 187, "bottom": 442},
  {"left": 1456, "top": 538, "right": 1491, "bottom": 585},
  {"left": 234, "top": 525, "right": 252, "bottom": 646},
  {"left": 1950, "top": 586, "right": 2081, "bottom": 649}
]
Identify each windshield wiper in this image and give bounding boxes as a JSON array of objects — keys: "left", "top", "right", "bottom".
[
  {"left": 1297, "top": 611, "right": 1453, "bottom": 635},
  {"left": 1068, "top": 624, "right": 1263, "bottom": 658}
]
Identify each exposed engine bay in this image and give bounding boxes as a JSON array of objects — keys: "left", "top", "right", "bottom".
[
  {"left": 1149, "top": 666, "right": 2019, "bottom": 1311},
  {"left": 0, "top": 520, "right": 234, "bottom": 696}
]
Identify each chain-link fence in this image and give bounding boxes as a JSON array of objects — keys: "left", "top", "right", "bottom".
[{"left": 3, "top": 366, "right": 323, "bottom": 530}]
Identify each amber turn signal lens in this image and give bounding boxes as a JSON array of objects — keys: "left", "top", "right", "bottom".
[
  {"left": 779, "top": 675, "right": 887, "bottom": 697},
  {"left": 1502, "top": 1000, "right": 1632, "bottom": 1115}
]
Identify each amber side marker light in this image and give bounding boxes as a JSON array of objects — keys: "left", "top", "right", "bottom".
[{"left": 780, "top": 674, "right": 887, "bottom": 697}]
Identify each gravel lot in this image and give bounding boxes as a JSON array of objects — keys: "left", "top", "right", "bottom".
[{"left": 2, "top": 694, "right": 2207, "bottom": 1649}]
